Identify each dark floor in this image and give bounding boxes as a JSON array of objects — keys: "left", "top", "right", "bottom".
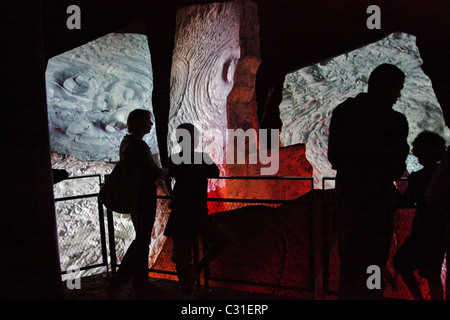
[{"left": 62, "top": 273, "right": 297, "bottom": 300}]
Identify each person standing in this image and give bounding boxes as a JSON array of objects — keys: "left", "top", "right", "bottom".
[
  {"left": 107, "top": 109, "right": 167, "bottom": 299},
  {"left": 165, "top": 123, "right": 233, "bottom": 296},
  {"left": 393, "top": 131, "right": 447, "bottom": 300},
  {"left": 328, "top": 64, "right": 410, "bottom": 299}
]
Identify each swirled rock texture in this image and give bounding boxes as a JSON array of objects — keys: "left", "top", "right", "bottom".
[
  {"left": 168, "top": 2, "right": 240, "bottom": 149},
  {"left": 280, "top": 32, "right": 450, "bottom": 188},
  {"left": 168, "top": 0, "right": 241, "bottom": 180},
  {"left": 168, "top": 0, "right": 289, "bottom": 204}
]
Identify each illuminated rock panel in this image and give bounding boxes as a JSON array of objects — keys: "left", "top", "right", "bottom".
[
  {"left": 168, "top": 1, "right": 241, "bottom": 186},
  {"left": 280, "top": 32, "right": 450, "bottom": 188},
  {"left": 46, "top": 33, "right": 166, "bottom": 276},
  {"left": 46, "top": 33, "right": 159, "bottom": 163}
]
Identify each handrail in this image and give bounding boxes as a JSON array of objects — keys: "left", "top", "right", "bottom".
[
  {"left": 212, "top": 176, "right": 313, "bottom": 180},
  {"left": 56, "top": 174, "right": 316, "bottom": 295},
  {"left": 54, "top": 174, "right": 102, "bottom": 202},
  {"left": 55, "top": 193, "right": 99, "bottom": 202},
  {"left": 53, "top": 174, "right": 108, "bottom": 276}
]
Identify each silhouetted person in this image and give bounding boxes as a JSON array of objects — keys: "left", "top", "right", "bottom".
[
  {"left": 394, "top": 131, "right": 447, "bottom": 299},
  {"left": 328, "top": 64, "right": 410, "bottom": 299},
  {"left": 107, "top": 109, "right": 166, "bottom": 299},
  {"left": 164, "top": 123, "right": 233, "bottom": 296},
  {"left": 425, "top": 146, "right": 450, "bottom": 300}
]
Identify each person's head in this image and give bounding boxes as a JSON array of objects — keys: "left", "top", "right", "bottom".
[
  {"left": 368, "top": 64, "right": 405, "bottom": 106},
  {"left": 127, "top": 109, "right": 153, "bottom": 137},
  {"left": 412, "top": 131, "right": 446, "bottom": 166},
  {"left": 176, "top": 123, "right": 199, "bottom": 151}
]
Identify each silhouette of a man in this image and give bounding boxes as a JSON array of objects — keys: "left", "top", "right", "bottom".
[
  {"left": 328, "top": 64, "right": 409, "bottom": 299},
  {"left": 165, "top": 123, "right": 232, "bottom": 296}
]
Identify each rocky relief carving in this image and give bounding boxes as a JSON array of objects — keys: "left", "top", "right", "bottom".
[
  {"left": 46, "top": 33, "right": 159, "bottom": 162},
  {"left": 280, "top": 32, "right": 450, "bottom": 188},
  {"left": 168, "top": 1, "right": 241, "bottom": 187}
]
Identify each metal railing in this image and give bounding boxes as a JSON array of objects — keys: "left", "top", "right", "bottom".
[
  {"left": 54, "top": 174, "right": 109, "bottom": 276},
  {"left": 54, "top": 174, "right": 361, "bottom": 298},
  {"left": 55, "top": 174, "right": 317, "bottom": 295},
  {"left": 321, "top": 177, "right": 337, "bottom": 297},
  {"left": 320, "top": 176, "right": 414, "bottom": 298},
  {"left": 104, "top": 176, "right": 316, "bottom": 297},
  {"left": 55, "top": 173, "right": 447, "bottom": 299},
  {"left": 204, "top": 177, "right": 315, "bottom": 296}
]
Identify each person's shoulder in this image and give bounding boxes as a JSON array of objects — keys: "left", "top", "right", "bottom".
[
  {"left": 333, "top": 93, "right": 365, "bottom": 114},
  {"left": 125, "top": 138, "right": 151, "bottom": 158},
  {"left": 122, "top": 135, "right": 145, "bottom": 146},
  {"left": 409, "top": 166, "right": 435, "bottom": 182},
  {"left": 408, "top": 170, "right": 420, "bottom": 180},
  {"left": 389, "top": 109, "right": 408, "bottom": 127},
  {"left": 391, "top": 109, "right": 407, "bottom": 119}
]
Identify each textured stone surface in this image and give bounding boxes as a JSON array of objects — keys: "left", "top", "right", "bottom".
[
  {"left": 48, "top": 1, "right": 307, "bottom": 284},
  {"left": 49, "top": 1, "right": 262, "bottom": 279},
  {"left": 168, "top": 0, "right": 241, "bottom": 178},
  {"left": 209, "top": 193, "right": 315, "bottom": 297},
  {"left": 152, "top": 198, "right": 316, "bottom": 299},
  {"left": 226, "top": 0, "right": 261, "bottom": 134},
  {"left": 280, "top": 32, "right": 450, "bottom": 188},
  {"left": 46, "top": 33, "right": 169, "bottom": 276},
  {"left": 46, "top": 33, "right": 159, "bottom": 163},
  {"left": 168, "top": 0, "right": 269, "bottom": 203}
]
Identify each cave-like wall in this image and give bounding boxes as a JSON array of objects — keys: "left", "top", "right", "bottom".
[
  {"left": 3, "top": 0, "right": 449, "bottom": 299},
  {"left": 40, "top": 0, "right": 450, "bottom": 172},
  {"left": 46, "top": 33, "right": 159, "bottom": 162},
  {"left": 280, "top": 32, "right": 450, "bottom": 188}
]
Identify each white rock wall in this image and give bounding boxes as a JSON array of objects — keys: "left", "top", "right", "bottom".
[
  {"left": 46, "top": 33, "right": 159, "bottom": 163},
  {"left": 168, "top": 1, "right": 241, "bottom": 180}
]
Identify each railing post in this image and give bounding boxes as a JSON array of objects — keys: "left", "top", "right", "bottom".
[
  {"left": 98, "top": 198, "right": 109, "bottom": 276},
  {"left": 202, "top": 236, "right": 210, "bottom": 289},
  {"left": 106, "top": 208, "right": 117, "bottom": 274},
  {"left": 322, "top": 177, "right": 329, "bottom": 299},
  {"left": 308, "top": 178, "right": 316, "bottom": 298}
]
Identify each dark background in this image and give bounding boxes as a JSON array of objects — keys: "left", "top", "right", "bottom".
[{"left": 1, "top": 0, "right": 448, "bottom": 299}]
